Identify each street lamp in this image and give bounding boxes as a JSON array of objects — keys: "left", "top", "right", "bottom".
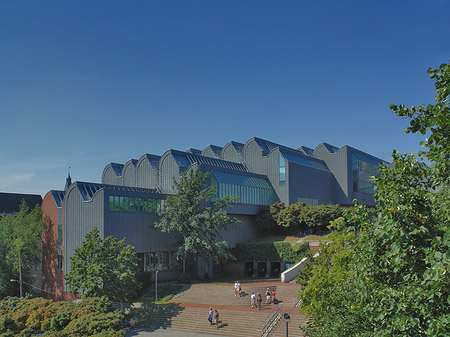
[
  {"left": 284, "top": 313, "right": 290, "bottom": 337},
  {"left": 11, "top": 279, "right": 55, "bottom": 296},
  {"left": 10, "top": 278, "right": 22, "bottom": 298},
  {"left": 155, "top": 270, "right": 159, "bottom": 302}
]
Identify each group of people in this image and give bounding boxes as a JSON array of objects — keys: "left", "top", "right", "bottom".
[
  {"left": 207, "top": 307, "right": 220, "bottom": 329},
  {"left": 208, "top": 282, "right": 279, "bottom": 327},
  {"left": 250, "top": 288, "right": 276, "bottom": 310}
]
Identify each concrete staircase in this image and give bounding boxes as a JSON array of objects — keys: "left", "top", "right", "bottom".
[{"left": 129, "top": 281, "right": 308, "bottom": 337}]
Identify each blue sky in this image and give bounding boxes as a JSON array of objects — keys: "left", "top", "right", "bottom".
[{"left": 1, "top": 0, "right": 449, "bottom": 197}]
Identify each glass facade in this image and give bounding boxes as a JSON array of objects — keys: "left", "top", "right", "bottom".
[
  {"left": 279, "top": 154, "right": 286, "bottom": 186},
  {"left": 138, "top": 251, "right": 171, "bottom": 271},
  {"left": 57, "top": 225, "right": 62, "bottom": 245},
  {"left": 109, "top": 195, "right": 166, "bottom": 213},
  {"left": 352, "top": 154, "right": 380, "bottom": 194},
  {"left": 211, "top": 171, "right": 275, "bottom": 206}
]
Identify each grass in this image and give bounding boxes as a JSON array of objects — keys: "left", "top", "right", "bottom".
[
  {"left": 143, "top": 282, "right": 184, "bottom": 304},
  {"left": 250, "top": 235, "right": 301, "bottom": 243},
  {"left": 302, "top": 234, "right": 329, "bottom": 242}
]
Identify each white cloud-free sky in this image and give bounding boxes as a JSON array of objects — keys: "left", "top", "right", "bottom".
[{"left": 1, "top": 0, "right": 449, "bottom": 197}]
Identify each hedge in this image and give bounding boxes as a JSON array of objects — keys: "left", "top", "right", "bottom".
[{"left": 232, "top": 242, "right": 309, "bottom": 262}]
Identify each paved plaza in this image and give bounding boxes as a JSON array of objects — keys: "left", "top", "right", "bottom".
[{"left": 125, "top": 281, "right": 307, "bottom": 337}]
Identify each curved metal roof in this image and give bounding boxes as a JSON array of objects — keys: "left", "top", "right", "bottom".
[
  {"left": 171, "top": 151, "right": 247, "bottom": 172},
  {"left": 280, "top": 149, "right": 329, "bottom": 171},
  {"left": 211, "top": 170, "right": 274, "bottom": 190},
  {"left": 51, "top": 190, "right": 65, "bottom": 208},
  {"left": 74, "top": 181, "right": 159, "bottom": 202}
]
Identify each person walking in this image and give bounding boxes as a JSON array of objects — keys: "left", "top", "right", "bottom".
[
  {"left": 272, "top": 289, "right": 277, "bottom": 304},
  {"left": 234, "top": 281, "right": 238, "bottom": 297},
  {"left": 214, "top": 309, "right": 220, "bottom": 329},
  {"left": 208, "top": 307, "right": 213, "bottom": 325},
  {"left": 251, "top": 292, "right": 256, "bottom": 308},
  {"left": 266, "top": 288, "right": 271, "bottom": 304},
  {"left": 237, "top": 281, "right": 241, "bottom": 297},
  {"left": 257, "top": 293, "right": 262, "bottom": 310}
]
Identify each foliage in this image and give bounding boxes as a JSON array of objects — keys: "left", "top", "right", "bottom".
[
  {"left": 299, "top": 60, "right": 450, "bottom": 336},
  {"left": 155, "top": 167, "right": 241, "bottom": 268},
  {"left": 256, "top": 202, "right": 285, "bottom": 233},
  {"left": 63, "top": 311, "right": 122, "bottom": 336},
  {"left": 233, "top": 241, "right": 309, "bottom": 262},
  {"left": 144, "top": 282, "right": 183, "bottom": 303},
  {"left": 0, "top": 296, "right": 125, "bottom": 336},
  {"left": 0, "top": 201, "right": 45, "bottom": 297},
  {"left": 256, "top": 202, "right": 344, "bottom": 234},
  {"left": 177, "top": 272, "right": 190, "bottom": 284},
  {"left": 64, "top": 227, "right": 141, "bottom": 302}
]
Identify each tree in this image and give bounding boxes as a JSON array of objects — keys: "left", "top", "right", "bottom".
[
  {"left": 0, "top": 200, "right": 45, "bottom": 297},
  {"left": 299, "top": 60, "right": 450, "bottom": 336},
  {"left": 255, "top": 202, "right": 285, "bottom": 234},
  {"left": 64, "top": 227, "right": 140, "bottom": 303},
  {"left": 154, "top": 168, "right": 240, "bottom": 273}
]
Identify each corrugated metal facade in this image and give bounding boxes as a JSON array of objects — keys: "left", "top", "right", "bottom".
[
  {"left": 45, "top": 136, "right": 388, "bottom": 292},
  {"left": 63, "top": 183, "right": 105, "bottom": 288}
]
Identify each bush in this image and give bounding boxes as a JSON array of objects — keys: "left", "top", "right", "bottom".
[
  {"left": 177, "top": 273, "right": 190, "bottom": 284},
  {"left": 232, "top": 242, "right": 310, "bottom": 262},
  {"left": 0, "top": 296, "right": 125, "bottom": 336},
  {"left": 63, "top": 312, "right": 122, "bottom": 335},
  {"left": 0, "top": 316, "right": 15, "bottom": 333}
]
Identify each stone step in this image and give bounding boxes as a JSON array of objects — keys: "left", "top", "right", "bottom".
[
  {"left": 134, "top": 306, "right": 308, "bottom": 337},
  {"left": 129, "top": 282, "right": 308, "bottom": 337},
  {"left": 170, "top": 284, "right": 298, "bottom": 307}
]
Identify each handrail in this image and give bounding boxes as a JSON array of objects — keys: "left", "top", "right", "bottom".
[{"left": 258, "top": 305, "right": 282, "bottom": 337}]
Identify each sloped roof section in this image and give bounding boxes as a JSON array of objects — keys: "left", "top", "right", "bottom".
[
  {"left": 110, "top": 163, "right": 124, "bottom": 177},
  {"left": 74, "top": 181, "right": 159, "bottom": 202},
  {"left": 51, "top": 190, "right": 65, "bottom": 208},
  {"left": 230, "top": 141, "right": 244, "bottom": 154},
  {"left": 280, "top": 149, "right": 329, "bottom": 171},
  {"left": 212, "top": 170, "right": 273, "bottom": 190},
  {"left": 171, "top": 150, "right": 247, "bottom": 172},
  {"left": 186, "top": 148, "right": 202, "bottom": 155},
  {"left": 296, "top": 146, "right": 315, "bottom": 156},
  {"left": 0, "top": 192, "right": 42, "bottom": 215},
  {"left": 253, "top": 137, "right": 282, "bottom": 155},
  {"left": 206, "top": 145, "right": 223, "bottom": 158}
]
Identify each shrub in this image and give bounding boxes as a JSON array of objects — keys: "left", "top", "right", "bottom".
[
  {"left": 0, "top": 316, "right": 15, "bottom": 333},
  {"left": 63, "top": 312, "right": 122, "bottom": 336},
  {"left": 177, "top": 273, "right": 190, "bottom": 284}
]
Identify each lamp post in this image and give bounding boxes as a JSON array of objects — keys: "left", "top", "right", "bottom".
[
  {"left": 18, "top": 249, "right": 23, "bottom": 298},
  {"left": 284, "top": 313, "right": 290, "bottom": 337},
  {"left": 10, "top": 278, "right": 55, "bottom": 296},
  {"left": 155, "top": 270, "right": 159, "bottom": 302}
]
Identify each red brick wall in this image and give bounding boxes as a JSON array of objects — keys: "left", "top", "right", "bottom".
[{"left": 41, "top": 193, "right": 75, "bottom": 301}]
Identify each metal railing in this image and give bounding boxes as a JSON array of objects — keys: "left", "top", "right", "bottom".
[{"left": 258, "top": 305, "right": 283, "bottom": 337}]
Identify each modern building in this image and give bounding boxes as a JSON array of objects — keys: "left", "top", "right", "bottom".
[
  {"left": 0, "top": 192, "right": 42, "bottom": 216},
  {"left": 41, "top": 137, "right": 387, "bottom": 299}
]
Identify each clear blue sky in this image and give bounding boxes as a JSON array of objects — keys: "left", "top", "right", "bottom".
[{"left": 1, "top": 0, "right": 449, "bottom": 197}]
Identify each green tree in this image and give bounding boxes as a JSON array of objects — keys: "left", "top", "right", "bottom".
[
  {"left": 255, "top": 202, "right": 285, "bottom": 234},
  {"left": 299, "top": 60, "right": 450, "bottom": 336},
  {"left": 154, "top": 168, "right": 240, "bottom": 273},
  {"left": 64, "top": 228, "right": 140, "bottom": 303},
  {"left": 0, "top": 201, "right": 45, "bottom": 297}
]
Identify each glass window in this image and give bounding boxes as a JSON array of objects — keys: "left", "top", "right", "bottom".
[
  {"left": 352, "top": 154, "right": 379, "bottom": 195},
  {"left": 58, "top": 225, "right": 62, "bottom": 245},
  {"left": 160, "top": 252, "right": 169, "bottom": 270},
  {"left": 57, "top": 255, "right": 63, "bottom": 273},
  {"left": 109, "top": 196, "right": 115, "bottom": 211},
  {"left": 279, "top": 154, "right": 286, "bottom": 185},
  {"left": 151, "top": 252, "right": 158, "bottom": 271}
]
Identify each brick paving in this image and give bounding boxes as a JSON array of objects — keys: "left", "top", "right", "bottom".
[{"left": 127, "top": 280, "right": 308, "bottom": 337}]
